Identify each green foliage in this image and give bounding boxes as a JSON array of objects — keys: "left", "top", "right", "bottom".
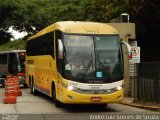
[
  {"left": 0, "top": 0, "right": 19, "bottom": 44},
  {"left": 0, "top": 0, "right": 129, "bottom": 44},
  {"left": 125, "top": 0, "right": 160, "bottom": 61},
  {"left": 1, "top": 0, "right": 159, "bottom": 62},
  {"left": 0, "top": 39, "right": 25, "bottom": 51},
  {"left": 82, "top": 0, "right": 128, "bottom": 22}
]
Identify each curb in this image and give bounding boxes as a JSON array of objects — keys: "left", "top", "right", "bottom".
[{"left": 121, "top": 102, "right": 160, "bottom": 111}]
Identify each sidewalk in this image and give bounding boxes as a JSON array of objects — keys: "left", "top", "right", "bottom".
[{"left": 122, "top": 97, "right": 160, "bottom": 112}]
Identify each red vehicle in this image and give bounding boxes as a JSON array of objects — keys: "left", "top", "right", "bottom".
[{"left": 0, "top": 50, "right": 27, "bottom": 87}]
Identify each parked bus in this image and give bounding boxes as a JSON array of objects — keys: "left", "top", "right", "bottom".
[
  {"left": 0, "top": 50, "right": 26, "bottom": 87},
  {"left": 26, "top": 21, "right": 132, "bottom": 107}
]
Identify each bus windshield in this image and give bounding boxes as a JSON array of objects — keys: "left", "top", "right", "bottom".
[{"left": 63, "top": 34, "right": 123, "bottom": 83}]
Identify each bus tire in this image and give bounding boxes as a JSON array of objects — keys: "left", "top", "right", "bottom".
[
  {"left": 29, "top": 79, "right": 33, "bottom": 94},
  {"left": 30, "top": 79, "right": 39, "bottom": 96},
  {"left": 29, "top": 76, "right": 32, "bottom": 94},
  {"left": 52, "top": 84, "right": 62, "bottom": 107}
]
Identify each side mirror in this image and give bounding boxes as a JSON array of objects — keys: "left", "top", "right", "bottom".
[
  {"left": 58, "top": 39, "right": 63, "bottom": 59},
  {"left": 121, "top": 41, "right": 132, "bottom": 59}
]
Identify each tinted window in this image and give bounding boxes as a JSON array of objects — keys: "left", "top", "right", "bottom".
[
  {"left": 26, "top": 32, "right": 54, "bottom": 57},
  {"left": 0, "top": 54, "right": 7, "bottom": 64}
]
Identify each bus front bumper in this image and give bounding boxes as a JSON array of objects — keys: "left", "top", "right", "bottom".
[{"left": 59, "top": 88, "right": 124, "bottom": 104}]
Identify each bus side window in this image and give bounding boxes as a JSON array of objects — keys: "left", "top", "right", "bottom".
[
  {"left": 40, "top": 32, "right": 54, "bottom": 57},
  {"left": 48, "top": 32, "right": 54, "bottom": 57},
  {"left": 26, "top": 32, "right": 54, "bottom": 58},
  {"left": 0, "top": 54, "right": 7, "bottom": 64}
]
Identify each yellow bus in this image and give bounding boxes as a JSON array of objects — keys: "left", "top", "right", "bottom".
[{"left": 25, "top": 21, "right": 132, "bottom": 107}]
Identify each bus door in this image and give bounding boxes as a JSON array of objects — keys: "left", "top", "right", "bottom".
[
  {"left": 17, "top": 52, "right": 26, "bottom": 86},
  {"left": 18, "top": 52, "right": 25, "bottom": 73},
  {"left": 8, "top": 53, "right": 18, "bottom": 75}
]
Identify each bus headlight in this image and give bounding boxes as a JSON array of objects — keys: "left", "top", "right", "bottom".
[
  {"left": 116, "top": 86, "right": 122, "bottom": 91},
  {"left": 111, "top": 85, "right": 123, "bottom": 92},
  {"left": 61, "top": 82, "right": 77, "bottom": 91},
  {"left": 67, "top": 86, "right": 74, "bottom": 91},
  {"left": 67, "top": 86, "right": 77, "bottom": 91}
]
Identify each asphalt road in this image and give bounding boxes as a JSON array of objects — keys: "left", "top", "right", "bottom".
[{"left": 0, "top": 88, "right": 159, "bottom": 120}]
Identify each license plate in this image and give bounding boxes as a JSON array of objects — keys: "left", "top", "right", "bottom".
[{"left": 91, "top": 97, "right": 102, "bottom": 102}]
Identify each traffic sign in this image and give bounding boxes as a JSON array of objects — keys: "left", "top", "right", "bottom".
[{"left": 129, "top": 47, "right": 140, "bottom": 63}]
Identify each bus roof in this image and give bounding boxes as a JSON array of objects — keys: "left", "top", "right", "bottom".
[
  {"left": 28, "top": 21, "right": 118, "bottom": 40},
  {"left": 0, "top": 50, "right": 26, "bottom": 54}
]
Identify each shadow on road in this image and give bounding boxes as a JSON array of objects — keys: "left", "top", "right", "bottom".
[
  {"left": 34, "top": 90, "right": 117, "bottom": 113},
  {"left": 63, "top": 104, "right": 117, "bottom": 113}
]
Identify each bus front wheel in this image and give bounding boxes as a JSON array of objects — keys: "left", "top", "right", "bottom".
[
  {"left": 52, "top": 85, "right": 62, "bottom": 107},
  {"left": 30, "top": 80, "right": 38, "bottom": 96}
]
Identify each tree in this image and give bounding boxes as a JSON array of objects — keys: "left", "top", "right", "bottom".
[
  {"left": 0, "top": 0, "right": 19, "bottom": 44},
  {"left": 0, "top": 0, "right": 128, "bottom": 45},
  {"left": 0, "top": 0, "right": 55, "bottom": 44},
  {"left": 126, "top": 0, "right": 160, "bottom": 61},
  {"left": 81, "top": 0, "right": 128, "bottom": 22}
]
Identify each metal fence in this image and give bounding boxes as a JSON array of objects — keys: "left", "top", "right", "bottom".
[{"left": 137, "top": 62, "right": 160, "bottom": 102}]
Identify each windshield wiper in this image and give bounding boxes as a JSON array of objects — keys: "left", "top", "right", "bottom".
[{"left": 81, "top": 60, "right": 93, "bottom": 80}]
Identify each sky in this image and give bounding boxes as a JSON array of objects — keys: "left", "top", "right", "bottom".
[{"left": 8, "top": 27, "right": 27, "bottom": 40}]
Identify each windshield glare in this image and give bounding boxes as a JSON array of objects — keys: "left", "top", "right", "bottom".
[{"left": 63, "top": 34, "right": 123, "bottom": 83}]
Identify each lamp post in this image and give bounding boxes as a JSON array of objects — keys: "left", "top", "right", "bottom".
[{"left": 121, "top": 13, "right": 129, "bottom": 23}]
